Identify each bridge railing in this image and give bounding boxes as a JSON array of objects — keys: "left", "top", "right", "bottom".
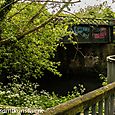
[{"left": 41, "top": 82, "right": 115, "bottom": 115}]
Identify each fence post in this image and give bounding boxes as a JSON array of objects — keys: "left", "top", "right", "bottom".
[
  {"left": 107, "top": 55, "right": 115, "bottom": 115},
  {"left": 107, "top": 55, "right": 115, "bottom": 83}
]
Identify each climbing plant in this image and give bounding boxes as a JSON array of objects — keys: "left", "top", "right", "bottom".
[{"left": 75, "top": 1, "right": 114, "bottom": 19}]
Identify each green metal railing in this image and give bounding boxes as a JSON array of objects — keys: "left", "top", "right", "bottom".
[{"left": 42, "top": 82, "right": 115, "bottom": 115}]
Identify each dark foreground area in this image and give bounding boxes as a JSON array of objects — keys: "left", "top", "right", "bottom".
[{"left": 38, "top": 70, "right": 103, "bottom": 96}]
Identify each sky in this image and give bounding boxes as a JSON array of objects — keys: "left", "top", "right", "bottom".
[
  {"left": 21, "top": 0, "right": 115, "bottom": 13},
  {"left": 69, "top": 0, "right": 115, "bottom": 13}
]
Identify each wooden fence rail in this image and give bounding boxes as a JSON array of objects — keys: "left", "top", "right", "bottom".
[
  {"left": 0, "top": 82, "right": 114, "bottom": 115},
  {"left": 41, "top": 82, "right": 115, "bottom": 115}
]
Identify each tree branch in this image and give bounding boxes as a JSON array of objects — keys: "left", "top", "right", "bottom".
[
  {"left": 17, "top": 0, "right": 72, "bottom": 40},
  {"left": 7, "top": 1, "right": 32, "bottom": 20},
  {"left": 0, "top": 0, "right": 19, "bottom": 21},
  {"left": 19, "top": 0, "right": 81, "bottom": 3},
  {"left": 28, "top": 0, "right": 49, "bottom": 23},
  {"left": 0, "top": 0, "right": 79, "bottom": 46}
]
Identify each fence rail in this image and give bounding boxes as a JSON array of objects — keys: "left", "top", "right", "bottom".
[
  {"left": 0, "top": 83, "right": 114, "bottom": 115},
  {"left": 41, "top": 82, "right": 115, "bottom": 115}
]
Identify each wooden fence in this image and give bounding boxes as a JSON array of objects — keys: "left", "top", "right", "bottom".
[
  {"left": 0, "top": 82, "right": 114, "bottom": 115},
  {"left": 41, "top": 82, "right": 115, "bottom": 115}
]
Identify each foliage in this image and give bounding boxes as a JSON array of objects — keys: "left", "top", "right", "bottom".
[
  {"left": 0, "top": 0, "right": 114, "bottom": 111},
  {"left": 0, "top": 1, "right": 114, "bottom": 84},
  {"left": 99, "top": 74, "right": 107, "bottom": 86},
  {"left": 0, "top": 75, "right": 85, "bottom": 109},
  {"left": 0, "top": 1, "right": 80, "bottom": 110},
  {"left": 76, "top": 1, "right": 114, "bottom": 19},
  {"left": 0, "top": 2, "right": 72, "bottom": 86}
]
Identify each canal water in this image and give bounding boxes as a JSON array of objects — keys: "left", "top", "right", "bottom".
[
  {"left": 38, "top": 44, "right": 106, "bottom": 96},
  {"left": 38, "top": 69, "right": 104, "bottom": 96}
]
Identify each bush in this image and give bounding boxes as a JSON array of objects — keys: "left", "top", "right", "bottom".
[{"left": 0, "top": 77, "right": 85, "bottom": 109}]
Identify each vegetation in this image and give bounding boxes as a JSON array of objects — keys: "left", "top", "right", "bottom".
[
  {"left": 0, "top": 79, "right": 85, "bottom": 109},
  {"left": 75, "top": 1, "right": 114, "bottom": 19},
  {"left": 0, "top": 0, "right": 82, "bottom": 109},
  {"left": 0, "top": 2, "right": 67, "bottom": 81},
  {"left": 0, "top": 0, "right": 114, "bottom": 110}
]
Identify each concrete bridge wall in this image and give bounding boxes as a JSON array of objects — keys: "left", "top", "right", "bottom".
[
  {"left": 56, "top": 43, "right": 115, "bottom": 76},
  {"left": 38, "top": 43, "right": 115, "bottom": 95}
]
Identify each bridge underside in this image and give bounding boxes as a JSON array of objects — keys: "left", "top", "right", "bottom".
[{"left": 38, "top": 43, "right": 115, "bottom": 95}]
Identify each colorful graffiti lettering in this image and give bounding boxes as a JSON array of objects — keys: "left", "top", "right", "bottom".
[
  {"left": 93, "top": 27, "right": 107, "bottom": 39},
  {"left": 73, "top": 26, "right": 90, "bottom": 39}
]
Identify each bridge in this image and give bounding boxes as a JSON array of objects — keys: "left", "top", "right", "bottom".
[
  {"left": 53, "top": 18, "right": 115, "bottom": 94},
  {"left": 25, "top": 19, "right": 115, "bottom": 114},
  {"left": 62, "top": 17, "right": 115, "bottom": 44}
]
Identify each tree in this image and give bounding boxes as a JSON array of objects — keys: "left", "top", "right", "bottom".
[
  {"left": 75, "top": 1, "right": 114, "bottom": 19},
  {"left": 0, "top": 0, "right": 81, "bottom": 90}
]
